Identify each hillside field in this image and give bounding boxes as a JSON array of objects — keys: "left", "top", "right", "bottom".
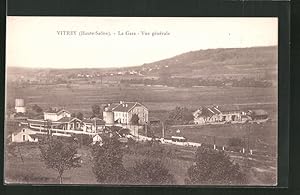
[{"left": 6, "top": 84, "right": 277, "bottom": 117}]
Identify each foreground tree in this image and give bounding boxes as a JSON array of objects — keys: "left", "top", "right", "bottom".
[
  {"left": 32, "top": 104, "right": 43, "bottom": 113},
  {"left": 186, "top": 147, "right": 246, "bottom": 185},
  {"left": 168, "top": 106, "right": 194, "bottom": 124},
  {"left": 76, "top": 112, "right": 84, "bottom": 120},
  {"left": 129, "top": 158, "right": 175, "bottom": 185},
  {"left": 91, "top": 136, "right": 127, "bottom": 184},
  {"left": 130, "top": 114, "right": 139, "bottom": 125},
  {"left": 118, "top": 128, "right": 131, "bottom": 136},
  {"left": 73, "top": 134, "right": 93, "bottom": 146},
  {"left": 91, "top": 104, "right": 102, "bottom": 118},
  {"left": 39, "top": 138, "right": 81, "bottom": 184}
]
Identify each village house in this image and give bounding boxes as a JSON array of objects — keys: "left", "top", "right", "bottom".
[
  {"left": 218, "top": 105, "right": 249, "bottom": 124},
  {"left": 12, "top": 128, "right": 38, "bottom": 143},
  {"left": 26, "top": 108, "right": 105, "bottom": 133},
  {"left": 193, "top": 105, "right": 249, "bottom": 125},
  {"left": 27, "top": 117, "right": 83, "bottom": 131},
  {"left": 22, "top": 102, "right": 149, "bottom": 138},
  {"left": 82, "top": 117, "right": 106, "bottom": 132},
  {"left": 43, "top": 108, "right": 71, "bottom": 121},
  {"left": 103, "top": 101, "right": 149, "bottom": 125}
]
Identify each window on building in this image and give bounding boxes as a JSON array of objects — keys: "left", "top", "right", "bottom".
[{"left": 22, "top": 135, "right": 26, "bottom": 141}]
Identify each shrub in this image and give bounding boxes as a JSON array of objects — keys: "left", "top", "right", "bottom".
[
  {"left": 186, "top": 146, "right": 247, "bottom": 185},
  {"left": 129, "top": 158, "right": 175, "bottom": 185},
  {"left": 228, "top": 137, "right": 244, "bottom": 147}
]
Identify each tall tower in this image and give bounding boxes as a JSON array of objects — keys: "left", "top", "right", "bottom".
[{"left": 15, "top": 98, "right": 26, "bottom": 113}]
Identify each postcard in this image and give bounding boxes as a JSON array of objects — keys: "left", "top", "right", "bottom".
[{"left": 5, "top": 17, "right": 278, "bottom": 185}]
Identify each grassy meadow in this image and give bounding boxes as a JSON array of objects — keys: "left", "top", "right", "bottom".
[
  {"left": 6, "top": 83, "right": 277, "bottom": 117},
  {"left": 5, "top": 142, "right": 276, "bottom": 185}
]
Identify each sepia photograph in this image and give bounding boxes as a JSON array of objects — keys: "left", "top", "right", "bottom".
[{"left": 4, "top": 17, "right": 278, "bottom": 186}]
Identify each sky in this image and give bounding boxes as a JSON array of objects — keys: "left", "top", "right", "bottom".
[{"left": 6, "top": 17, "right": 278, "bottom": 69}]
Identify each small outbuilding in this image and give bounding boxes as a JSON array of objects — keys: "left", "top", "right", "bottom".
[
  {"left": 11, "top": 128, "right": 38, "bottom": 143},
  {"left": 248, "top": 109, "right": 269, "bottom": 120},
  {"left": 92, "top": 134, "right": 103, "bottom": 145}
]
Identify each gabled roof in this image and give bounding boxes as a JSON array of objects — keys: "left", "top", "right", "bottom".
[
  {"left": 104, "top": 103, "right": 120, "bottom": 111},
  {"left": 13, "top": 128, "right": 37, "bottom": 136},
  {"left": 210, "top": 106, "right": 222, "bottom": 114},
  {"left": 112, "top": 102, "right": 147, "bottom": 113},
  {"left": 112, "top": 102, "right": 137, "bottom": 112},
  {"left": 44, "top": 108, "right": 71, "bottom": 115},
  {"left": 201, "top": 107, "right": 216, "bottom": 117},
  {"left": 56, "top": 117, "right": 82, "bottom": 123},
  {"left": 56, "top": 109, "right": 71, "bottom": 115},
  {"left": 195, "top": 105, "right": 245, "bottom": 117}
]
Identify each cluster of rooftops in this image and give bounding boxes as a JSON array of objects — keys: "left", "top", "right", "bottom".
[
  {"left": 23, "top": 102, "right": 268, "bottom": 127},
  {"left": 194, "top": 105, "right": 268, "bottom": 118}
]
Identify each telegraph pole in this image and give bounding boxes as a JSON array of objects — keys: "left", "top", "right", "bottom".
[
  {"left": 161, "top": 121, "right": 165, "bottom": 138},
  {"left": 45, "top": 119, "right": 52, "bottom": 141},
  {"left": 213, "top": 136, "right": 216, "bottom": 150}
]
